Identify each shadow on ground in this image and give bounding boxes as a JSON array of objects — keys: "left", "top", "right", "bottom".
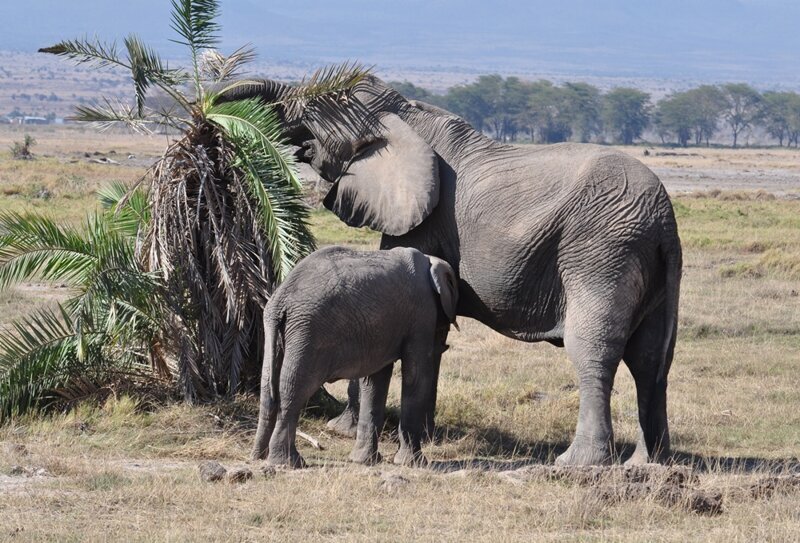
[{"left": 217, "top": 396, "right": 800, "bottom": 475}]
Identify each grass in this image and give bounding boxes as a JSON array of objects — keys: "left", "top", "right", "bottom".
[{"left": 1, "top": 131, "right": 799, "bottom": 540}]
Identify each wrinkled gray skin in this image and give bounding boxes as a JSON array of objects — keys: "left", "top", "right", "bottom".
[
  {"left": 252, "top": 246, "right": 459, "bottom": 468},
  {"left": 225, "top": 77, "right": 682, "bottom": 466}
]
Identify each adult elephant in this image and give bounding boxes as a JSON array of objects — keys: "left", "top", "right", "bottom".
[{"left": 222, "top": 77, "right": 682, "bottom": 466}]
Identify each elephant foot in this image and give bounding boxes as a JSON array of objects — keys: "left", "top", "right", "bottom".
[
  {"left": 349, "top": 446, "right": 383, "bottom": 466},
  {"left": 250, "top": 447, "right": 267, "bottom": 462},
  {"left": 623, "top": 441, "right": 652, "bottom": 466},
  {"left": 393, "top": 446, "right": 428, "bottom": 468},
  {"left": 267, "top": 451, "right": 307, "bottom": 469},
  {"left": 555, "top": 436, "right": 613, "bottom": 466},
  {"left": 326, "top": 409, "right": 358, "bottom": 438}
]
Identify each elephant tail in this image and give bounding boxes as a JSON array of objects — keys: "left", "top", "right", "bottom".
[
  {"left": 657, "top": 239, "right": 682, "bottom": 383},
  {"left": 265, "top": 310, "right": 286, "bottom": 407}
]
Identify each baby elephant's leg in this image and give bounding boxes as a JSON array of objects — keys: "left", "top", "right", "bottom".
[
  {"left": 267, "top": 373, "right": 320, "bottom": 469},
  {"left": 349, "top": 363, "right": 393, "bottom": 465},
  {"left": 394, "top": 341, "right": 436, "bottom": 467}
]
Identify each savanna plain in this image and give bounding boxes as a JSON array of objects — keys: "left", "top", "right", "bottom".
[{"left": 1, "top": 125, "right": 799, "bottom": 542}]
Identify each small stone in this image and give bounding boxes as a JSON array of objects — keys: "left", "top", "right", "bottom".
[
  {"left": 226, "top": 467, "right": 253, "bottom": 484},
  {"left": 4, "top": 443, "right": 28, "bottom": 456},
  {"left": 198, "top": 460, "right": 227, "bottom": 482},
  {"left": 379, "top": 472, "right": 410, "bottom": 494},
  {"left": 446, "top": 469, "right": 473, "bottom": 478},
  {"left": 32, "top": 468, "right": 51, "bottom": 477},
  {"left": 258, "top": 465, "right": 277, "bottom": 478}
]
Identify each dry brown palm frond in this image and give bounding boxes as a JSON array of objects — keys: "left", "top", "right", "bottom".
[
  {"left": 143, "top": 122, "right": 276, "bottom": 399},
  {"left": 200, "top": 45, "right": 257, "bottom": 82}
]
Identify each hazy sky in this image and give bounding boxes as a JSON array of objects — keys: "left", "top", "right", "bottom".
[{"left": 4, "top": 1, "right": 799, "bottom": 84}]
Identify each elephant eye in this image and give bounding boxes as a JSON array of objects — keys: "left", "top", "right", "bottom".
[{"left": 351, "top": 138, "right": 382, "bottom": 159}]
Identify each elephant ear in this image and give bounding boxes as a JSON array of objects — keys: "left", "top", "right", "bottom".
[
  {"left": 428, "top": 256, "right": 459, "bottom": 328},
  {"left": 323, "top": 114, "right": 440, "bottom": 236}
]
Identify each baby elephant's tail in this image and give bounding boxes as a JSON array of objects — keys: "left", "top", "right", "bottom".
[{"left": 251, "top": 310, "right": 285, "bottom": 460}]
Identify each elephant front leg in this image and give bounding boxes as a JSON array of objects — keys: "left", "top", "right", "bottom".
[
  {"left": 394, "top": 344, "right": 436, "bottom": 467},
  {"left": 326, "top": 378, "right": 360, "bottom": 437},
  {"left": 556, "top": 332, "right": 623, "bottom": 466},
  {"left": 420, "top": 323, "right": 450, "bottom": 442},
  {"left": 349, "top": 364, "right": 393, "bottom": 465}
]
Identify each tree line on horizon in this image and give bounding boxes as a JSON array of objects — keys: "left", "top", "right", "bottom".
[{"left": 390, "top": 76, "right": 800, "bottom": 148}]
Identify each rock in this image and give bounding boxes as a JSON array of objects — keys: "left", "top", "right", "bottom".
[
  {"left": 4, "top": 443, "right": 28, "bottom": 456},
  {"left": 198, "top": 461, "right": 227, "bottom": 482},
  {"left": 746, "top": 474, "right": 800, "bottom": 499},
  {"left": 379, "top": 472, "right": 410, "bottom": 494},
  {"left": 225, "top": 467, "right": 253, "bottom": 484},
  {"left": 34, "top": 188, "right": 51, "bottom": 200},
  {"left": 445, "top": 469, "right": 474, "bottom": 478},
  {"left": 258, "top": 465, "right": 277, "bottom": 479}
]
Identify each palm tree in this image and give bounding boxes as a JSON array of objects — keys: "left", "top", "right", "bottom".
[
  {"left": 39, "top": 0, "right": 367, "bottom": 400},
  {"left": 0, "top": 184, "right": 163, "bottom": 423}
]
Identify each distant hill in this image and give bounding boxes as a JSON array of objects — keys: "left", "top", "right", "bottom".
[{"left": 3, "top": 0, "right": 800, "bottom": 86}]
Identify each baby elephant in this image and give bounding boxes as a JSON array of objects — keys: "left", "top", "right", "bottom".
[{"left": 252, "top": 246, "right": 459, "bottom": 468}]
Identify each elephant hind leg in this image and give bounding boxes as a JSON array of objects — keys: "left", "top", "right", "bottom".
[
  {"left": 251, "top": 391, "right": 278, "bottom": 460},
  {"left": 556, "top": 293, "right": 634, "bottom": 466},
  {"left": 326, "top": 379, "right": 360, "bottom": 438},
  {"left": 267, "top": 369, "right": 323, "bottom": 469},
  {"left": 622, "top": 305, "right": 673, "bottom": 465}
]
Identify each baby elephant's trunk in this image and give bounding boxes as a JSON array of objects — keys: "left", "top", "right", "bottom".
[{"left": 251, "top": 312, "right": 284, "bottom": 460}]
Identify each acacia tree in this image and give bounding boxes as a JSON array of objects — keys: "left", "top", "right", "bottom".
[
  {"left": 653, "top": 92, "right": 694, "bottom": 147},
  {"left": 686, "top": 85, "right": 726, "bottom": 146},
  {"left": 525, "top": 80, "right": 573, "bottom": 143},
  {"left": 720, "top": 83, "right": 761, "bottom": 148},
  {"left": 40, "top": 0, "right": 366, "bottom": 399},
  {"left": 563, "top": 82, "right": 603, "bottom": 143},
  {"left": 760, "top": 91, "right": 795, "bottom": 147},
  {"left": 602, "top": 88, "right": 651, "bottom": 145}
]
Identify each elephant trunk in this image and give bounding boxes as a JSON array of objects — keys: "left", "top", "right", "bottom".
[
  {"left": 216, "top": 80, "right": 290, "bottom": 105},
  {"left": 214, "top": 80, "right": 308, "bottom": 142}
]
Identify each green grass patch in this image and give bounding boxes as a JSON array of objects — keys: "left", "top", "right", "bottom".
[
  {"left": 310, "top": 209, "right": 380, "bottom": 248},
  {"left": 673, "top": 196, "right": 800, "bottom": 253}
]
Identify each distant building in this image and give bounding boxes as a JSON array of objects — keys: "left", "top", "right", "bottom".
[{"left": 22, "top": 116, "right": 49, "bottom": 125}]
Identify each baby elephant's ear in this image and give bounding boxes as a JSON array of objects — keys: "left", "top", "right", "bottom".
[
  {"left": 323, "top": 114, "right": 440, "bottom": 236},
  {"left": 428, "top": 256, "right": 459, "bottom": 326}
]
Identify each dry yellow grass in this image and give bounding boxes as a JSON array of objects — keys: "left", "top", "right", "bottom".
[{"left": 0, "top": 130, "right": 799, "bottom": 541}]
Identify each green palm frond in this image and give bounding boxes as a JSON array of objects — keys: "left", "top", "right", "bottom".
[
  {"left": 98, "top": 182, "right": 151, "bottom": 239},
  {"left": 0, "top": 203, "right": 163, "bottom": 421},
  {"left": 170, "top": 0, "right": 221, "bottom": 98},
  {"left": 40, "top": 35, "right": 191, "bottom": 118},
  {"left": 39, "top": 37, "right": 122, "bottom": 69},
  {"left": 0, "top": 305, "right": 121, "bottom": 423},
  {"left": 207, "top": 98, "right": 315, "bottom": 280},
  {"left": 124, "top": 34, "right": 185, "bottom": 115},
  {"left": 226, "top": 128, "right": 316, "bottom": 282},
  {"left": 72, "top": 98, "right": 152, "bottom": 133},
  {"left": 170, "top": 0, "right": 220, "bottom": 49},
  {"left": 207, "top": 98, "right": 301, "bottom": 189},
  {"left": 0, "top": 212, "right": 96, "bottom": 290}
]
